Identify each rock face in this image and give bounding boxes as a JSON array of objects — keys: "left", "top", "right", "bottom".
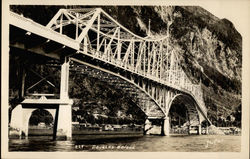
[
  {"left": 100, "top": 6, "right": 242, "bottom": 125},
  {"left": 10, "top": 6, "right": 242, "bottom": 126},
  {"left": 103, "top": 6, "right": 241, "bottom": 88}
]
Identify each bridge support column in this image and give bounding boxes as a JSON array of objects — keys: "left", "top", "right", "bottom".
[
  {"left": 206, "top": 125, "right": 209, "bottom": 135},
  {"left": 9, "top": 105, "right": 34, "bottom": 139},
  {"left": 161, "top": 117, "right": 170, "bottom": 136},
  {"left": 56, "top": 58, "right": 72, "bottom": 140},
  {"left": 10, "top": 104, "right": 23, "bottom": 138},
  {"left": 198, "top": 124, "right": 202, "bottom": 135},
  {"left": 56, "top": 102, "right": 72, "bottom": 140},
  {"left": 144, "top": 119, "right": 152, "bottom": 135},
  {"left": 21, "top": 109, "right": 34, "bottom": 138}
]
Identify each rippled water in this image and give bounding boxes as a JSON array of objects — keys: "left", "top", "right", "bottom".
[{"left": 9, "top": 135, "right": 241, "bottom": 152}]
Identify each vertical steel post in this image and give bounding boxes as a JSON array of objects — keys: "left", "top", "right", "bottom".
[
  {"left": 59, "top": 14, "right": 63, "bottom": 34},
  {"left": 75, "top": 13, "right": 78, "bottom": 39},
  {"left": 117, "top": 27, "right": 121, "bottom": 61},
  {"left": 97, "top": 13, "right": 100, "bottom": 50}
]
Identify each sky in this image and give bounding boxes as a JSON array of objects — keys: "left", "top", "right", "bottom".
[{"left": 200, "top": 1, "right": 250, "bottom": 35}]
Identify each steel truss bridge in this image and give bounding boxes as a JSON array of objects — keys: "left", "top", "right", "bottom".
[{"left": 9, "top": 8, "right": 211, "bottom": 139}]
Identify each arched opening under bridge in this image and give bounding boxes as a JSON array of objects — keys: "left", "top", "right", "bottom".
[
  {"left": 28, "top": 109, "right": 54, "bottom": 137},
  {"left": 166, "top": 94, "right": 203, "bottom": 135}
]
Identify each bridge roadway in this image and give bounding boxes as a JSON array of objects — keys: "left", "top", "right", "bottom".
[{"left": 9, "top": 8, "right": 211, "bottom": 139}]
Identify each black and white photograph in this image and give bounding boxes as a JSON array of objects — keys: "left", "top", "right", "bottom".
[{"left": 1, "top": 0, "right": 250, "bottom": 159}]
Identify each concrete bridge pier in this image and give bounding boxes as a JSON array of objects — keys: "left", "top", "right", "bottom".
[
  {"left": 198, "top": 124, "right": 202, "bottom": 135},
  {"left": 143, "top": 116, "right": 171, "bottom": 136},
  {"left": 9, "top": 102, "right": 72, "bottom": 140},
  {"left": 9, "top": 104, "right": 25, "bottom": 138},
  {"left": 56, "top": 58, "right": 72, "bottom": 140},
  {"left": 205, "top": 125, "right": 209, "bottom": 135},
  {"left": 187, "top": 124, "right": 202, "bottom": 135},
  {"left": 9, "top": 58, "right": 73, "bottom": 140},
  {"left": 55, "top": 103, "right": 72, "bottom": 140},
  {"left": 144, "top": 119, "right": 152, "bottom": 135},
  {"left": 21, "top": 109, "right": 34, "bottom": 138},
  {"left": 161, "top": 117, "right": 170, "bottom": 136}
]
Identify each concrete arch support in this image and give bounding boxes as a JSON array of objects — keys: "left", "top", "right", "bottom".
[
  {"left": 10, "top": 107, "right": 58, "bottom": 138},
  {"left": 22, "top": 109, "right": 35, "bottom": 137},
  {"left": 10, "top": 104, "right": 23, "bottom": 137},
  {"left": 162, "top": 117, "right": 170, "bottom": 136},
  {"left": 165, "top": 93, "right": 206, "bottom": 135}
]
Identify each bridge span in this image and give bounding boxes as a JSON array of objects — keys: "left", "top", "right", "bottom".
[{"left": 9, "top": 8, "right": 211, "bottom": 140}]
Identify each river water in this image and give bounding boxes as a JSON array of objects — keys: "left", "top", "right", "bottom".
[{"left": 9, "top": 135, "right": 241, "bottom": 152}]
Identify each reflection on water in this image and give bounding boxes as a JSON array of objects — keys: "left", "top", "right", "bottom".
[{"left": 9, "top": 135, "right": 241, "bottom": 152}]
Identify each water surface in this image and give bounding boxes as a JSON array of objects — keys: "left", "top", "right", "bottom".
[{"left": 9, "top": 135, "right": 241, "bottom": 152}]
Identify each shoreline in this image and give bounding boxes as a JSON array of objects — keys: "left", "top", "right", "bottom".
[{"left": 9, "top": 128, "right": 144, "bottom": 139}]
